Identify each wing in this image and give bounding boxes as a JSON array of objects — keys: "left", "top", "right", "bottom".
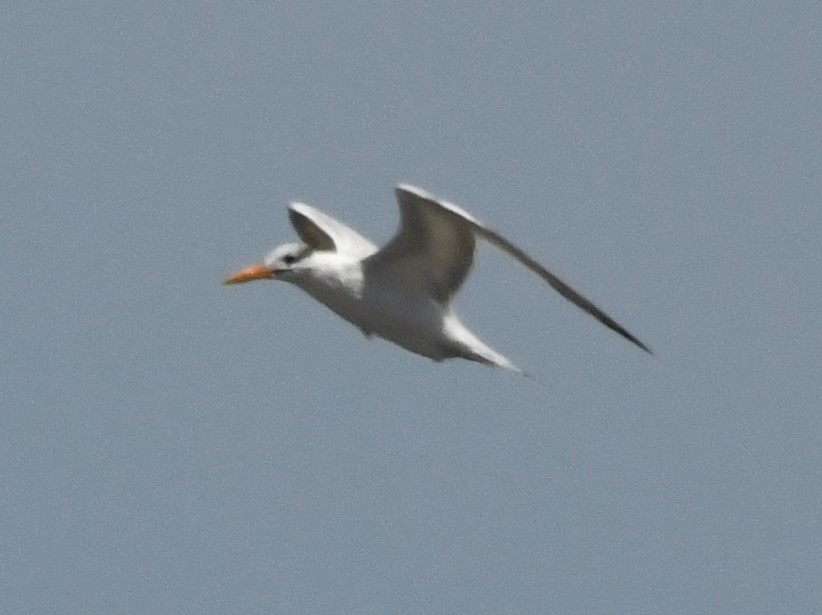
[
  {"left": 364, "top": 184, "right": 477, "bottom": 303},
  {"left": 288, "top": 202, "right": 377, "bottom": 259},
  {"left": 471, "top": 217, "right": 652, "bottom": 354},
  {"left": 374, "top": 184, "right": 652, "bottom": 353}
]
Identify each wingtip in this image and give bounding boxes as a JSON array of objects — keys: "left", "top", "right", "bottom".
[{"left": 626, "top": 334, "right": 653, "bottom": 355}]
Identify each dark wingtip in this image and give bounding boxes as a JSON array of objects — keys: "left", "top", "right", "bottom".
[
  {"left": 637, "top": 340, "right": 653, "bottom": 355},
  {"left": 624, "top": 331, "right": 653, "bottom": 355}
]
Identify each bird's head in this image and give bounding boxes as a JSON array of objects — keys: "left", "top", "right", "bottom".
[{"left": 223, "top": 242, "right": 311, "bottom": 285}]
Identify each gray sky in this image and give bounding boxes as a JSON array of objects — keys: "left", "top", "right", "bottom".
[{"left": 3, "top": 3, "right": 821, "bottom": 613}]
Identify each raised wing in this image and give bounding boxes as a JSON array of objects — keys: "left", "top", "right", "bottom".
[
  {"left": 365, "top": 185, "right": 477, "bottom": 303},
  {"left": 375, "top": 184, "right": 652, "bottom": 353},
  {"left": 288, "top": 202, "right": 377, "bottom": 259}
]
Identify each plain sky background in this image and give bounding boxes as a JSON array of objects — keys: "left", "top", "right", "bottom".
[{"left": 3, "top": 3, "right": 821, "bottom": 613}]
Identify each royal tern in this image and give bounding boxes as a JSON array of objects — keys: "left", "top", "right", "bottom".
[{"left": 224, "top": 184, "right": 650, "bottom": 371}]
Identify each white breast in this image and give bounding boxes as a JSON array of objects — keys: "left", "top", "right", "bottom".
[{"left": 295, "top": 263, "right": 452, "bottom": 360}]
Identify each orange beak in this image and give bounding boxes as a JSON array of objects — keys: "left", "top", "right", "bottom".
[{"left": 223, "top": 262, "right": 276, "bottom": 285}]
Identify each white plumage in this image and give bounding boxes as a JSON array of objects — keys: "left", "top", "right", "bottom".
[{"left": 225, "top": 184, "right": 650, "bottom": 371}]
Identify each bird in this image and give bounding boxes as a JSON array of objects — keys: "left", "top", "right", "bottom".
[{"left": 224, "top": 184, "right": 651, "bottom": 372}]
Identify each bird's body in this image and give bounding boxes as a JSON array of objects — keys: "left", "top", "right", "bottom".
[
  {"left": 278, "top": 240, "right": 518, "bottom": 369},
  {"left": 225, "top": 184, "right": 650, "bottom": 371}
]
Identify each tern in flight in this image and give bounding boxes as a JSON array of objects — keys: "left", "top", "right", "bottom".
[{"left": 224, "top": 184, "right": 650, "bottom": 372}]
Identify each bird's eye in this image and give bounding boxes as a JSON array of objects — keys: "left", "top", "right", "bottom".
[{"left": 282, "top": 254, "right": 297, "bottom": 265}]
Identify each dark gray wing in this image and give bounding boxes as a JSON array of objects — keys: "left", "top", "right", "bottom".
[
  {"left": 288, "top": 202, "right": 377, "bottom": 258},
  {"left": 472, "top": 218, "right": 652, "bottom": 354}
]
